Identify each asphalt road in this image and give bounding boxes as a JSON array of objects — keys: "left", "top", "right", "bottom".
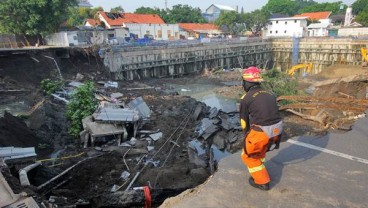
[{"left": 161, "top": 111, "right": 368, "bottom": 208}]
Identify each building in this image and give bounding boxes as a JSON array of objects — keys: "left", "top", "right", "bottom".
[
  {"left": 178, "top": 23, "right": 222, "bottom": 39},
  {"left": 126, "top": 23, "right": 180, "bottom": 40},
  {"left": 264, "top": 17, "right": 308, "bottom": 38},
  {"left": 96, "top": 12, "right": 165, "bottom": 29},
  {"left": 294, "top": 11, "right": 332, "bottom": 37},
  {"left": 203, "top": 4, "right": 237, "bottom": 22}
]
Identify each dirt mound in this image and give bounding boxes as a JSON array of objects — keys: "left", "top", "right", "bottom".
[
  {"left": 315, "top": 64, "right": 368, "bottom": 79},
  {"left": 0, "top": 111, "right": 40, "bottom": 147}
]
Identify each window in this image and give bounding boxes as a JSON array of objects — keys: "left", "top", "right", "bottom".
[
  {"left": 270, "top": 31, "right": 272, "bottom": 34},
  {"left": 276, "top": 21, "right": 278, "bottom": 24},
  {"left": 167, "top": 30, "right": 171, "bottom": 37},
  {"left": 285, "top": 21, "right": 287, "bottom": 25},
  {"left": 108, "top": 34, "right": 115, "bottom": 38},
  {"left": 158, "top": 30, "right": 162, "bottom": 38},
  {"left": 146, "top": 31, "right": 150, "bottom": 34},
  {"left": 284, "top": 30, "right": 287, "bottom": 33},
  {"left": 294, "top": 20, "right": 297, "bottom": 23},
  {"left": 276, "top": 30, "right": 278, "bottom": 34}
]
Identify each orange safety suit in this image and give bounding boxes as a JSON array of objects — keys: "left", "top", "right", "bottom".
[{"left": 240, "top": 86, "right": 282, "bottom": 185}]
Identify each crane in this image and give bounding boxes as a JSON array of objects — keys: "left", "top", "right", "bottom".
[{"left": 287, "top": 63, "right": 313, "bottom": 76}]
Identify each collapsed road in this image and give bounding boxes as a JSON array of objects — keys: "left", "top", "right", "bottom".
[{"left": 1, "top": 49, "right": 367, "bottom": 207}]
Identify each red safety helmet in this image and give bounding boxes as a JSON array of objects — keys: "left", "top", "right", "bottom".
[{"left": 242, "top": 67, "right": 264, "bottom": 82}]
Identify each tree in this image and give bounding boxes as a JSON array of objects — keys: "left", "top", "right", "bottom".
[
  {"left": 355, "top": 8, "right": 368, "bottom": 26},
  {"left": 110, "top": 6, "right": 124, "bottom": 13},
  {"left": 135, "top": 6, "right": 160, "bottom": 15},
  {"left": 166, "top": 4, "right": 206, "bottom": 23},
  {"left": 299, "top": 1, "right": 347, "bottom": 15},
  {"left": 295, "top": 0, "right": 317, "bottom": 13},
  {"left": 0, "top": 0, "right": 77, "bottom": 38},
  {"left": 215, "top": 11, "right": 242, "bottom": 34},
  {"left": 242, "top": 9, "right": 270, "bottom": 36},
  {"left": 263, "top": 0, "right": 298, "bottom": 16},
  {"left": 352, "top": 0, "right": 368, "bottom": 15},
  {"left": 67, "top": 6, "right": 103, "bottom": 27}
]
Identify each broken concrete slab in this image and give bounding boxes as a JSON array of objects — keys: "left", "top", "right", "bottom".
[
  {"left": 194, "top": 118, "right": 221, "bottom": 140},
  {"left": 127, "top": 97, "right": 151, "bottom": 120},
  {"left": 82, "top": 116, "right": 126, "bottom": 138},
  {"left": 94, "top": 108, "right": 140, "bottom": 122},
  {"left": 0, "top": 147, "right": 37, "bottom": 165},
  {"left": 208, "top": 107, "right": 219, "bottom": 119},
  {"left": 218, "top": 113, "right": 241, "bottom": 130},
  {"left": 149, "top": 132, "right": 163, "bottom": 141}
]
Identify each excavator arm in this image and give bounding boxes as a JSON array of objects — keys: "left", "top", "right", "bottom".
[{"left": 287, "top": 63, "right": 312, "bottom": 76}]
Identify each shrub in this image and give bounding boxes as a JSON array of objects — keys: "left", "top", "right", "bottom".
[
  {"left": 40, "top": 79, "right": 63, "bottom": 95},
  {"left": 66, "top": 81, "right": 97, "bottom": 137},
  {"left": 261, "top": 69, "right": 298, "bottom": 103}
]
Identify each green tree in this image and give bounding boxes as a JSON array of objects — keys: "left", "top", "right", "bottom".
[
  {"left": 295, "top": 0, "right": 317, "bottom": 12},
  {"left": 355, "top": 8, "right": 368, "bottom": 26},
  {"left": 66, "top": 81, "right": 97, "bottom": 137},
  {"left": 215, "top": 11, "right": 242, "bottom": 34},
  {"left": 135, "top": 6, "right": 160, "bottom": 14},
  {"left": 263, "top": 0, "right": 298, "bottom": 16},
  {"left": 67, "top": 6, "right": 103, "bottom": 27},
  {"left": 0, "top": 0, "right": 77, "bottom": 38},
  {"left": 167, "top": 4, "right": 206, "bottom": 23},
  {"left": 352, "top": 0, "right": 368, "bottom": 15},
  {"left": 299, "top": 1, "right": 346, "bottom": 15},
  {"left": 110, "top": 6, "right": 124, "bottom": 13},
  {"left": 242, "top": 9, "right": 270, "bottom": 36}
]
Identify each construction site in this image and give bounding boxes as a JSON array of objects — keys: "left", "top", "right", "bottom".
[{"left": 0, "top": 37, "right": 368, "bottom": 208}]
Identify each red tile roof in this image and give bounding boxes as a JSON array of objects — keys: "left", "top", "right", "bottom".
[
  {"left": 294, "top": 11, "right": 331, "bottom": 20},
  {"left": 98, "top": 11, "right": 165, "bottom": 27},
  {"left": 86, "top": 19, "right": 99, "bottom": 26},
  {"left": 178, "top": 23, "right": 219, "bottom": 31}
]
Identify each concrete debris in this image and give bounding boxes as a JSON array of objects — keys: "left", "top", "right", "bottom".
[
  {"left": 111, "top": 92, "right": 124, "bottom": 99},
  {"left": 188, "top": 140, "right": 207, "bottom": 167},
  {"left": 94, "top": 108, "right": 140, "bottom": 122},
  {"left": 0, "top": 147, "right": 37, "bottom": 165},
  {"left": 194, "top": 118, "right": 221, "bottom": 139},
  {"left": 127, "top": 96, "right": 151, "bottom": 120},
  {"left": 104, "top": 81, "right": 118, "bottom": 88},
  {"left": 147, "top": 146, "right": 155, "bottom": 152},
  {"left": 227, "top": 131, "right": 239, "bottom": 144},
  {"left": 208, "top": 107, "right": 219, "bottom": 119},
  {"left": 120, "top": 171, "right": 130, "bottom": 180},
  {"left": 149, "top": 132, "right": 163, "bottom": 141},
  {"left": 0, "top": 172, "right": 40, "bottom": 208},
  {"left": 145, "top": 159, "right": 160, "bottom": 167},
  {"left": 193, "top": 103, "right": 203, "bottom": 120},
  {"left": 219, "top": 114, "right": 241, "bottom": 130},
  {"left": 51, "top": 93, "right": 69, "bottom": 103},
  {"left": 68, "top": 81, "right": 84, "bottom": 88}
]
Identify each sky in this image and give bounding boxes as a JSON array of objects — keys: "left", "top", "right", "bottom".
[{"left": 88, "top": 0, "right": 356, "bottom": 13}]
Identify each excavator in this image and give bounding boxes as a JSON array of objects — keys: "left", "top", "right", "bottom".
[
  {"left": 361, "top": 48, "right": 368, "bottom": 66},
  {"left": 287, "top": 63, "right": 313, "bottom": 76}
]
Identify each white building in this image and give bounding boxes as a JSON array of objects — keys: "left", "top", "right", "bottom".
[
  {"left": 264, "top": 17, "right": 308, "bottom": 38},
  {"left": 203, "top": 4, "right": 237, "bottom": 22},
  {"left": 126, "top": 23, "right": 180, "bottom": 40},
  {"left": 294, "top": 11, "right": 332, "bottom": 37},
  {"left": 307, "top": 23, "right": 330, "bottom": 36}
]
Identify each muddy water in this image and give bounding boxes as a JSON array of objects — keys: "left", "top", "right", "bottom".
[{"left": 166, "top": 83, "right": 238, "bottom": 113}]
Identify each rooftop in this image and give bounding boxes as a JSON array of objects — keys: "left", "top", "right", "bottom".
[
  {"left": 98, "top": 12, "right": 165, "bottom": 26},
  {"left": 294, "top": 11, "right": 332, "bottom": 20},
  {"left": 179, "top": 23, "right": 220, "bottom": 32}
]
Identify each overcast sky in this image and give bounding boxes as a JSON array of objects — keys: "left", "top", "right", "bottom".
[{"left": 88, "top": 0, "right": 356, "bottom": 13}]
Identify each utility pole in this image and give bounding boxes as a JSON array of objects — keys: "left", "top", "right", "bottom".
[{"left": 165, "top": 0, "right": 168, "bottom": 10}]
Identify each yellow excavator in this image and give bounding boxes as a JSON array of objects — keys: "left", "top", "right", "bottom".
[
  {"left": 287, "top": 63, "right": 313, "bottom": 76},
  {"left": 361, "top": 48, "right": 368, "bottom": 66}
]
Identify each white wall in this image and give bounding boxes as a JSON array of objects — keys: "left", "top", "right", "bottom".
[
  {"left": 338, "top": 27, "right": 368, "bottom": 36},
  {"left": 308, "top": 28, "right": 328, "bottom": 37},
  {"left": 265, "top": 19, "right": 307, "bottom": 37},
  {"left": 126, "top": 24, "right": 180, "bottom": 40},
  {"left": 206, "top": 5, "right": 220, "bottom": 14},
  {"left": 67, "top": 31, "right": 79, "bottom": 46}
]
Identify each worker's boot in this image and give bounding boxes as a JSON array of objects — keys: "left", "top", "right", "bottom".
[{"left": 248, "top": 177, "right": 270, "bottom": 191}]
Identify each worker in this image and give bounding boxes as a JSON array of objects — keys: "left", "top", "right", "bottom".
[{"left": 239, "top": 66, "right": 283, "bottom": 191}]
